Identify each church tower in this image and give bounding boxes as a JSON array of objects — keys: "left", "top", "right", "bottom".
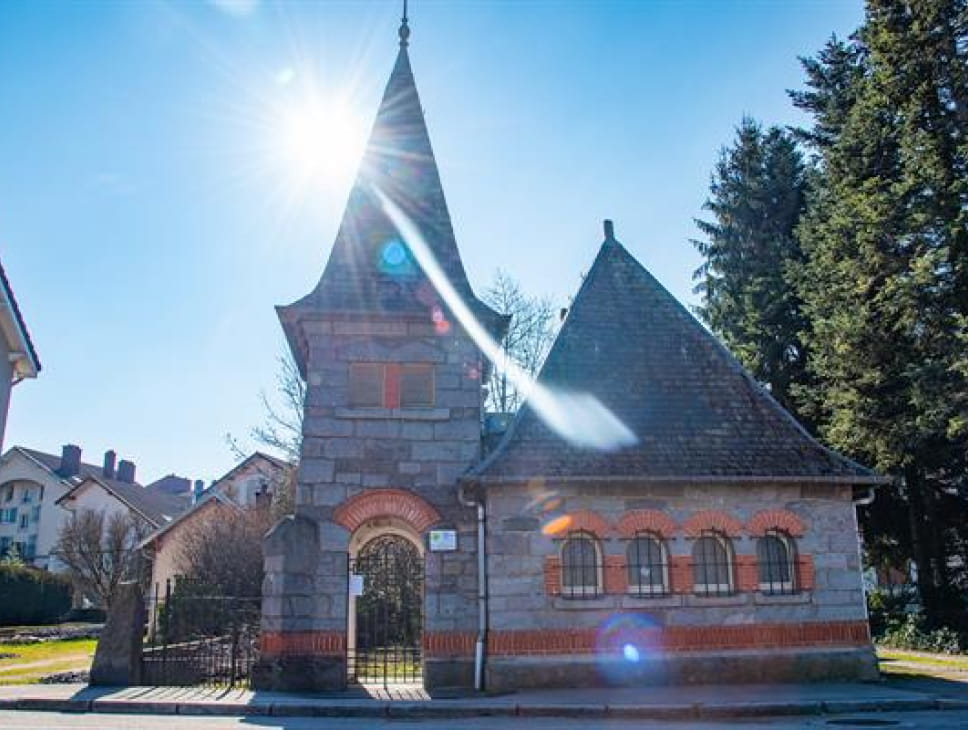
[{"left": 256, "top": 10, "right": 506, "bottom": 692}]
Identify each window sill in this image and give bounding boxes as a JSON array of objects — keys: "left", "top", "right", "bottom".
[
  {"left": 753, "top": 591, "right": 812, "bottom": 605},
  {"left": 683, "top": 593, "right": 749, "bottom": 608},
  {"left": 552, "top": 595, "right": 612, "bottom": 610},
  {"left": 620, "top": 593, "right": 682, "bottom": 609},
  {"left": 335, "top": 407, "right": 450, "bottom": 421}
]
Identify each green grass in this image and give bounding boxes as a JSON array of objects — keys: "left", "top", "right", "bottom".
[
  {"left": 877, "top": 646, "right": 968, "bottom": 678},
  {"left": 0, "top": 638, "right": 96, "bottom": 685}
]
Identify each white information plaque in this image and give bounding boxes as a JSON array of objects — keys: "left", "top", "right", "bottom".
[
  {"left": 349, "top": 574, "right": 364, "bottom": 596},
  {"left": 428, "top": 529, "right": 457, "bottom": 552}
]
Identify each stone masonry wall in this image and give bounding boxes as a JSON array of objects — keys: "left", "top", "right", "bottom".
[
  {"left": 481, "top": 481, "right": 877, "bottom": 689},
  {"left": 258, "top": 317, "right": 483, "bottom": 690}
]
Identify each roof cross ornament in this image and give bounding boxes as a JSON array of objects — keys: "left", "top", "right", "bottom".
[{"left": 399, "top": 0, "right": 410, "bottom": 47}]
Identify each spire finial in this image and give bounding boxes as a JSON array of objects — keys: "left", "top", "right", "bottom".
[
  {"left": 399, "top": 0, "right": 410, "bottom": 47},
  {"left": 603, "top": 219, "right": 615, "bottom": 241}
]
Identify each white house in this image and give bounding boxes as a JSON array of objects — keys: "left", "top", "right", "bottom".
[{"left": 0, "top": 259, "right": 41, "bottom": 450}]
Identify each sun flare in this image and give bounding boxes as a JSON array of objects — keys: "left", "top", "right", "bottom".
[{"left": 271, "top": 94, "right": 367, "bottom": 193}]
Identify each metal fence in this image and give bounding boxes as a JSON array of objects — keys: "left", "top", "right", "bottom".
[{"left": 143, "top": 580, "right": 260, "bottom": 688}]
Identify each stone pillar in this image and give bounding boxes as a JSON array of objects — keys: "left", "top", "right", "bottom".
[
  {"left": 90, "top": 582, "right": 144, "bottom": 686},
  {"left": 252, "top": 513, "right": 349, "bottom": 691}
]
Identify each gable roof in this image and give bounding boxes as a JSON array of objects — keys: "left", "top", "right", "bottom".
[
  {"left": 15, "top": 446, "right": 113, "bottom": 484},
  {"left": 57, "top": 475, "right": 189, "bottom": 528},
  {"left": 277, "top": 24, "right": 507, "bottom": 376},
  {"left": 205, "top": 451, "right": 289, "bottom": 495},
  {"left": 474, "top": 225, "right": 885, "bottom": 485},
  {"left": 139, "top": 491, "right": 236, "bottom": 550},
  {"left": 0, "top": 258, "right": 41, "bottom": 379}
]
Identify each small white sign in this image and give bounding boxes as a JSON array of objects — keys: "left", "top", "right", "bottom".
[
  {"left": 349, "top": 574, "right": 364, "bottom": 596},
  {"left": 429, "top": 529, "right": 457, "bottom": 552}
]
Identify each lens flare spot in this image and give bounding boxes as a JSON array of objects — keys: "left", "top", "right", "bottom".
[
  {"left": 595, "top": 613, "right": 664, "bottom": 685},
  {"left": 541, "top": 514, "right": 572, "bottom": 536},
  {"left": 434, "top": 319, "right": 451, "bottom": 335},
  {"left": 382, "top": 240, "right": 407, "bottom": 267}
]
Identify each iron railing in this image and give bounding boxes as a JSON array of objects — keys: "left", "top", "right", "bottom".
[{"left": 143, "top": 579, "right": 260, "bottom": 688}]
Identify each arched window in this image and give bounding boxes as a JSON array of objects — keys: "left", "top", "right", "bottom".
[
  {"left": 757, "top": 531, "right": 796, "bottom": 595},
  {"left": 560, "top": 532, "right": 602, "bottom": 598},
  {"left": 692, "top": 531, "right": 734, "bottom": 596},
  {"left": 626, "top": 533, "right": 669, "bottom": 596}
]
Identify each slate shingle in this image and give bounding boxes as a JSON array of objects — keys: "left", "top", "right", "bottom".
[{"left": 476, "top": 230, "right": 882, "bottom": 483}]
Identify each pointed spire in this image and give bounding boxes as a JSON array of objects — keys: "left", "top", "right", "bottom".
[
  {"left": 399, "top": 0, "right": 410, "bottom": 48},
  {"left": 277, "top": 1, "right": 508, "bottom": 377}
]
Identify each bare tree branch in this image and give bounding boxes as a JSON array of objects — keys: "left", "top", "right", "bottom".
[
  {"left": 53, "top": 509, "right": 150, "bottom": 609},
  {"left": 481, "top": 269, "right": 558, "bottom": 413}
]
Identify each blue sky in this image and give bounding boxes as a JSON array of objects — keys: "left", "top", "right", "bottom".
[{"left": 1, "top": 0, "right": 864, "bottom": 486}]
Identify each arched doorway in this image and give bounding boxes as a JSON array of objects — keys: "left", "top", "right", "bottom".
[{"left": 347, "top": 529, "right": 424, "bottom": 685}]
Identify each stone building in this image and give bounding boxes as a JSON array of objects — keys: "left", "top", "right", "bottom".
[{"left": 255, "top": 15, "right": 886, "bottom": 692}]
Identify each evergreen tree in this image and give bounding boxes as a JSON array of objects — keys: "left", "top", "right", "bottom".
[
  {"left": 692, "top": 118, "right": 809, "bottom": 416},
  {"left": 793, "top": 0, "right": 968, "bottom": 625}
]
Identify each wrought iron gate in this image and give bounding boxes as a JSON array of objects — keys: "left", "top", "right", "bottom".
[
  {"left": 347, "top": 535, "right": 423, "bottom": 684},
  {"left": 142, "top": 580, "right": 260, "bottom": 687}
]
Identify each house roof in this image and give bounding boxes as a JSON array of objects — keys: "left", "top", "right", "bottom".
[
  {"left": 277, "top": 21, "right": 507, "bottom": 376},
  {"left": 15, "top": 447, "right": 114, "bottom": 484},
  {"left": 57, "top": 475, "right": 189, "bottom": 528},
  {"left": 0, "top": 258, "right": 41, "bottom": 379},
  {"left": 473, "top": 224, "right": 886, "bottom": 485},
  {"left": 205, "top": 451, "right": 289, "bottom": 495},
  {"left": 145, "top": 474, "right": 191, "bottom": 498},
  {"left": 139, "top": 491, "right": 236, "bottom": 550}
]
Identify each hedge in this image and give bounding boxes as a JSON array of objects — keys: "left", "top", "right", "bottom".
[{"left": 0, "top": 564, "right": 72, "bottom": 626}]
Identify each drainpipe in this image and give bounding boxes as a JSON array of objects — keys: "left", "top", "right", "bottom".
[{"left": 459, "top": 482, "right": 486, "bottom": 692}]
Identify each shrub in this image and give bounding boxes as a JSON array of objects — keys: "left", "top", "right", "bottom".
[
  {"left": 0, "top": 564, "right": 72, "bottom": 626},
  {"left": 879, "top": 612, "right": 965, "bottom": 655}
]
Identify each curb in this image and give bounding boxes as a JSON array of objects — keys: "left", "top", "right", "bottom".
[{"left": 0, "top": 695, "right": 962, "bottom": 718}]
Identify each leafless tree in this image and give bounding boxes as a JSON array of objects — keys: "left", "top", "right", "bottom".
[
  {"left": 226, "top": 348, "right": 304, "bottom": 517},
  {"left": 481, "top": 269, "right": 558, "bottom": 414},
  {"left": 54, "top": 509, "right": 151, "bottom": 609},
  {"left": 175, "top": 503, "right": 270, "bottom": 598}
]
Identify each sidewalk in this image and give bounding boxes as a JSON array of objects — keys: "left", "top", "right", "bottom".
[{"left": 1, "top": 677, "right": 967, "bottom": 720}]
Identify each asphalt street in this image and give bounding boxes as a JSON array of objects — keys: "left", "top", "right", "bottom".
[{"left": 3, "top": 711, "right": 968, "bottom": 729}]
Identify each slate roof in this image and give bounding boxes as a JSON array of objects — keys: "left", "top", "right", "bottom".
[
  {"left": 474, "top": 227, "right": 884, "bottom": 484},
  {"left": 278, "top": 29, "right": 507, "bottom": 376},
  {"left": 17, "top": 447, "right": 111, "bottom": 483},
  {"left": 58, "top": 475, "right": 189, "bottom": 528},
  {"left": 0, "top": 258, "right": 41, "bottom": 377},
  {"left": 16, "top": 446, "right": 189, "bottom": 527}
]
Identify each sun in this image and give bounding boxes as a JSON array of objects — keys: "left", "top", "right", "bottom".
[{"left": 270, "top": 92, "right": 368, "bottom": 195}]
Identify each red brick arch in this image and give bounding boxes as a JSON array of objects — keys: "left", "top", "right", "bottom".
[
  {"left": 333, "top": 489, "right": 442, "bottom": 534},
  {"left": 563, "top": 509, "right": 611, "bottom": 538},
  {"left": 683, "top": 510, "right": 743, "bottom": 538},
  {"left": 746, "top": 509, "right": 807, "bottom": 538},
  {"left": 616, "top": 510, "right": 678, "bottom": 539}
]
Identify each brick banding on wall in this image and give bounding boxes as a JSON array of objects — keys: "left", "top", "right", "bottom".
[
  {"left": 735, "top": 554, "right": 758, "bottom": 592},
  {"left": 423, "top": 631, "right": 477, "bottom": 656},
  {"left": 616, "top": 510, "right": 678, "bottom": 539},
  {"left": 333, "top": 488, "right": 442, "bottom": 534},
  {"left": 682, "top": 510, "right": 743, "bottom": 538},
  {"left": 261, "top": 631, "right": 346, "bottom": 656},
  {"left": 487, "top": 620, "right": 870, "bottom": 655},
  {"left": 544, "top": 556, "right": 562, "bottom": 595},
  {"left": 746, "top": 509, "right": 807, "bottom": 537},
  {"left": 795, "top": 554, "right": 815, "bottom": 590}
]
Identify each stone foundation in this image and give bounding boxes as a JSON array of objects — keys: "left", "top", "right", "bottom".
[
  {"left": 251, "top": 654, "right": 347, "bottom": 692},
  {"left": 484, "top": 646, "right": 879, "bottom": 692}
]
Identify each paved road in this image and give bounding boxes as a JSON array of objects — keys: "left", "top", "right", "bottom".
[{"left": 3, "top": 710, "right": 968, "bottom": 729}]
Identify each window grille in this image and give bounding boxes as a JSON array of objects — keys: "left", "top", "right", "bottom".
[
  {"left": 757, "top": 531, "right": 797, "bottom": 595},
  {"left": 560, "top": 532, "right": 603, "bottom": 598},
  {"left": 626, "top": 533, "right": 669, "bottom": 596},
  {"left": 692, "top": 531, "right": 734, "bottom": 596}
]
